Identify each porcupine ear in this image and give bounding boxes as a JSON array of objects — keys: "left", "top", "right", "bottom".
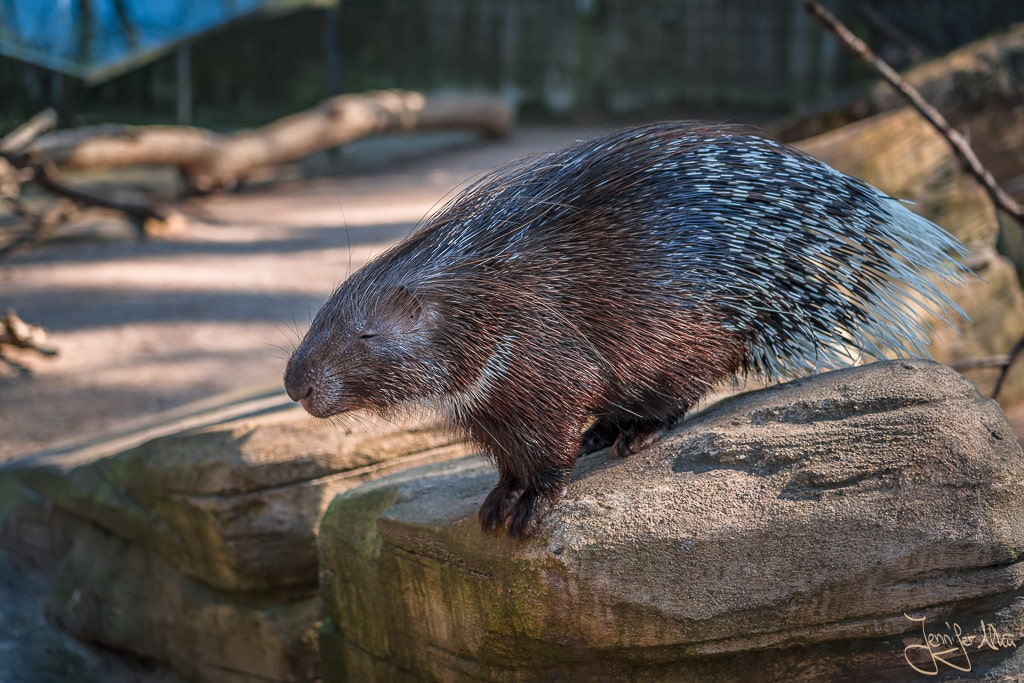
[{"left": 372, "top": 285, "right": 434, "bottom": 336}]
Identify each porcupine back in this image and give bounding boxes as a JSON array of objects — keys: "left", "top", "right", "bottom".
[
  {"left": 287, "top": 120, "right": 969, "bottom": 536},
  {"left": 378, "top": 121, "right": 967, "bottom": 386}
]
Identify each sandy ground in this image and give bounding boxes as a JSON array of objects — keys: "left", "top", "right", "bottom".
[{"left": 0, "top": 125, "right": 606, "bottom": 463}]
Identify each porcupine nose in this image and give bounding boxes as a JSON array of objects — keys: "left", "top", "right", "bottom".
[
  {"left": 283, "top": 359, "right": 316, "bottom": 409},
  {"left": 285, "top": 380, "right": 313, "bottom": 404}
]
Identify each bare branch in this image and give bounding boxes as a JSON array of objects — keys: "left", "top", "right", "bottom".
[
  {"left": 0, "top": 149, "right": 169, "bottom": 235},
  {"left": 949, "top": 355, "right": 1011, "bottom": 372},
  {"left": 0, "top": 108, "right": 58, "bottom": 152},
  {"left": 945, "top": 348, "right": 1024, "bottom": 401},
  {"left": 856, "top": 4, "right": 930, "bottom": 65},
  {"left": 993, "top": 336, "right": 1024, "bottom": 401},
  {"left": 803, "top": 0, "right": 1024, "bottom": 225}
]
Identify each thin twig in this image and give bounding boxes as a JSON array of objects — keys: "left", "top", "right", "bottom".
[
  {"left": 949, "top": 350, "right": 1024, "bottom": 400},
  {"left": 803, "top": 0, "right": 1024, "bottom": 226},
  {"left": 949, "top": 355, "right": 1011, "bottom": 372},
  {"left": 856, "top": 3, "right": 930, "bottom": 65},
  {"left": 993, "top": 335, "right": 1024, "bottom": 401}
]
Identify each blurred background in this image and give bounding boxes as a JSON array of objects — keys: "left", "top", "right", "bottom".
[
  {"left": 3, "top": 3, "right": 1024, "bottom": 681},
  {"left": 2, "top": 0, "right": 1022, "bottom": 130}
]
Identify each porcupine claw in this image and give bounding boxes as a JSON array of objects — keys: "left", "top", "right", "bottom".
[
  {"left": 611, "top": 426, "right": 664, "bottom": 458},
  {"left": 478, "top": 480, "right": 520, "bottom": 531},
  {"left": 479, "top": 473, "right": 570, "bottom": 538},
  {"left": 506, "top": 488, "right": 561, "bottom": 538}
]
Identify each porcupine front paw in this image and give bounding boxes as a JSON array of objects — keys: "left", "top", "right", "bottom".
[{"left": 478, "top": 482, "right": 566, "bottom": 538}]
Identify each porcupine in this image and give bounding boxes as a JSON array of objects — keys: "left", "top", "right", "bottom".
[{"left": 284, "top": 121, "right": 969, "bottom": 538}]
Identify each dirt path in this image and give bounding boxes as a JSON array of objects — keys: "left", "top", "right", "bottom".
[{"left": 0, "top": 126, "right": 599, "bottom": 462}]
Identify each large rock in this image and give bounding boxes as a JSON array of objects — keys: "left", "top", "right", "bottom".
[
  {"left": 3, "top": 409, "right": 469, "bottom": 591},
  {"left": 318, "top": 360, "right": 1024, "bottom": 681},
  {"left": 47, "top": 523, "right": 323, "bottom": 683},
  {"left": 0, "top": 407, "right": 472, "bottom": 683}
]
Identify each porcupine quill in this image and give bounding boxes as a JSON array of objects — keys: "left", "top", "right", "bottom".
[{"left": 285, "top": 122, "right": 970, "bottom": 538}]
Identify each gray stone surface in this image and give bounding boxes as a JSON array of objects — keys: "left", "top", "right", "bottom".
[
  {"left": 46, "top": 525, "right": 321, "bottom": 683},
  {"left": 318, "top": 360, "right": 1024, "bottom": 682},
  {"left": 0, "top": 550, "right": 188, "bottom": 683},
  {"left": 0, "top": 406, "right": 472, "bottom": 683},
  {"left": 2, "top": 409, "right": 470, "bottom": 591}
]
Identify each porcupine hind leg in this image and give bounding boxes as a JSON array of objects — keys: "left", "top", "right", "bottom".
[
  {"left": 580, "top": 415, "right": 682, "bottom": 458},
  {"left": 611, "top": 417, "right": 678, "bottom": 457},
  {"left": 579, "top": 417, "right": 620, "bottom": 455},
  {"left": 583, "top": 333, "right": 747, "bottom": 457}
]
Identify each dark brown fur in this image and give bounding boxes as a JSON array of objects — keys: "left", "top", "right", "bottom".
[{"left": 285, "top": 122, "right": 967, "bottom": 538}]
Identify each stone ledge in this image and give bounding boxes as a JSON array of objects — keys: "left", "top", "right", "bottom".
[
  {"left": 0, "top": 406, "right": 473, "bottom": 683},
  {"left": 2, "top": 409, "right": 471, "bottom": 592},
  {"left": 318, "top": 360, "right": 1024, "bottom": 682}
]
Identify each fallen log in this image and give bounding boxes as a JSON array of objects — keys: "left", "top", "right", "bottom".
[{"left": 27, "top": 90, "right": 515, "bottom": 193}]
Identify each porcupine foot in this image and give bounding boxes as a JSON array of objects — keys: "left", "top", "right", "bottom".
[
  {"left": 580, "top": 417, "right": 679, "bottom": 457},
  {"left": 579, "top": 418, "right": 620, "bottom": 455},
  {"left": 479, "top": 471, "right": 571, "bottom": 538}
]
